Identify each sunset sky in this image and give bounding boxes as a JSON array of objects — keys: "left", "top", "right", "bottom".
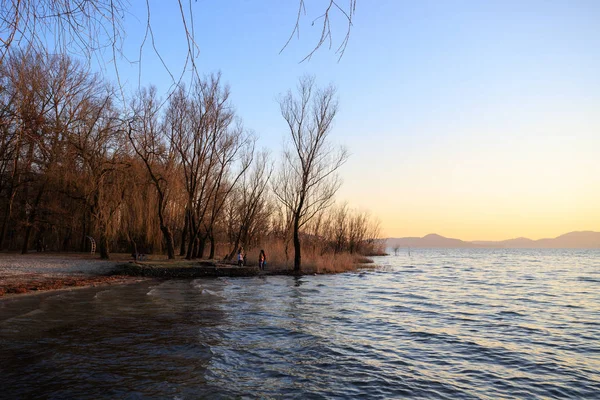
[{"left": 107, "top": 0, "right": 600, "bottom": 241}]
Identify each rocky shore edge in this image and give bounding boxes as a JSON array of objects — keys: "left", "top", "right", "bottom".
[
  {"left": 0, "top": 274, "right": 141, "bottom": 297},
  {"left": 0, "top": 254, "right": 374, "bottom": 298},
  {"left": 114, "top": 260, "right": 280, "bottom": 279}
]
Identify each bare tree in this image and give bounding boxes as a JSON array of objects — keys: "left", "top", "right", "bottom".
[
  {"left": 282, "top": 0, "right": 357, "bottom": 62},
  {"left": 0, "top": 61, "right": 21, "bottom": 249},
  {"left": 1, "top": 0, "right": 357, "bottom": 96},
  {"left": 167, "top": 75, "right": 252, "bottom": 260},
  {"left": 0, "top": 0, "right": 128, "bottom": 95},
  {"left": 127, "top": 86, "right": 176, "bottom": 259},
  {"left": 69, "top": 89, "right": 127, "bottom": 259},
  {"left": 315, "top": 202, "right": 381, "bottom": 255},
  {"left": 274, "top": 75, "right": 348, "bottom": 273},
  {"left": 328, "top": 202, "right": 349, "bottom": 254},
  {"left": 225, "top": 150, "right": 273, "bottom": 259},
  {"left": 0, "top": 51, "right": 95, "bottom": 253}
]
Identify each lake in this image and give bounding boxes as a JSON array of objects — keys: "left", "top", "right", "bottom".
[{"left": 1, "top": 249, "right": 599, "bottom": 399}]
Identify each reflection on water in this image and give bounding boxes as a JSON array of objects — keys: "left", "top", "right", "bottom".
[{"left": 1, "top": 249, "right": 599, "bottom": 399}]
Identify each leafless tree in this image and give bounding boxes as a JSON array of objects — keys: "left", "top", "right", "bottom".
[
  {"left": 0, "top": 51, "right": 97, "bottom": 253},
  {"left": 225, "top": 149, "right": 273, "bottom": 259},
  {"left": 68, "top": 86, "right": 127, "bottom": 259},
  {"left": 167, "top": 74, "right": 253, "bottom": 260},
  {"left": 274, "top": 75, "right": 348, "bottom": 273},
  {"left": 328, "top": 202, "right": 349, "bottom": 254},
  {"left": 0, "top": 0, "right": 126, "bottom": 64},
  {"left": 0, "top": 49, "right": 132, "bottom": 257},
  {"left": 314, "top": 202, "right": 381, "bottom": 255},
  {"left": 282, "top": 0, "right": 357, "bottom": 62},
  {"left": 0, "top": 61, "right": 21, "bottom": 249},
  {"left": 1, "top": 0, "right": 358, "bottom": 100},
  {"left": 127, "top": 86, "right": 177, "bottom": 259}
]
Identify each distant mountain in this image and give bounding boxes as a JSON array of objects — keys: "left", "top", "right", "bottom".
[
  {"left": 472, "top": 237, "right": 536, "bottom": 248},
  {"left": 535, "top": 231, "right": 600, "bottom": 249},
  {"left": 387, "top": 233, "right": 477, "bottom": 248},
  {"left": 387, "top": 231, "right": 600, "bottom": 249}
]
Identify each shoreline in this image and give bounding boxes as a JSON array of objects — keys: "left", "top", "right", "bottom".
[
  {"left": 0, "top": 274, "right": 150, "bottom": 299},
  {"left": 0, "top": 253, "right": 376, "bottom": 298},
  {"left": 0, "top": 253, "right": 140, "bottom": 298}
]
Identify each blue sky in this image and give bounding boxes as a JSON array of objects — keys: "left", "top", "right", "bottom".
[{"left": 103, "top": 0, "right": 600, "bottom": 240}]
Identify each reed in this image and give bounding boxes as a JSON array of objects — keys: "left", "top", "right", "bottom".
[{"left": 242, "top": 239, "right": 372, "bottom": 274}]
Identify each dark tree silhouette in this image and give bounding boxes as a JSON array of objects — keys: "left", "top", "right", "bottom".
[{"left": 274, "top": 75, "right": 348, "bottom": 273}]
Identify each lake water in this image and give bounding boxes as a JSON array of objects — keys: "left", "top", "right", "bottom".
[{"left": 1, "top": 249, "right": 599, "bottom": 399}]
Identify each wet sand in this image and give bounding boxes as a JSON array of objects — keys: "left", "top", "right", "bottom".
[{"left": 0, "top": 253, "right": 140, "bottom": 297}]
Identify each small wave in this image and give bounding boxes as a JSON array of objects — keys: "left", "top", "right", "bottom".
[
  {"left": 299, "top": 288, "right": 320, "bottom": 294},
  {"left": 192, "top": 287, "right": 224, "bottom": 298},
  {"left": 577, "top": 277, "right": 600, "bottom": 283},
  {"left": 579, "top": 320, "right": 600, "bottom": 327},
  {"left": 453, "top": 300, "right": 484, "bottom": 308},
  {"left": 2, "top": 308, "right": 45, "bottom": 324},
  {"left": 402, "top": 293, "right": 428, "bottom": 300},
  {"left": 391, "top": 305, "right": 414, "bottom": 313},
  {"left": 3, "top": 249, "right": 599, "bottom": 399},
  {"left": 93, "top": 290, "right": 112, "bottom": 300},
  {"left": 201, "top": 289, "right": 221, "bottom": 296},
  {"left": 401, "top": 269, "right": 424, "bottom": 274},
  {"left": 22, "top": 308, "right": 44, "bottom": 318},
  {"left": 497, "top": 310, "right": 524, "bottom": 317}
]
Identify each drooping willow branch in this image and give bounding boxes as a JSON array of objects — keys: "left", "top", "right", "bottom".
[
  {"left": 280, "top": 0, "right": 357, "bottom": 62},
  {"left": 0, "top": 0, "right": 357, "bottom": 96}
]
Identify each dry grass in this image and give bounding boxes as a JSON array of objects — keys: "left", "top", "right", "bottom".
[
  {"left": 242, "top": 239, "right": 371, "bottom": 274},
  {"left": 116, "top": 243, "right": 375, "bottom": 275},
  {"left": 353, "top": 255, "right": 375, "bottom": 264}
]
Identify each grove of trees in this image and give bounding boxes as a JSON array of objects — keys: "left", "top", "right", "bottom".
[{"left": 0, "top": 50, "right": 381, "bottom": 272}]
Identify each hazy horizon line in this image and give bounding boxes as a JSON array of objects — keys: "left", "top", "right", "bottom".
[{"left": 385, "top": 230, "right": 599, "bottom": 242}]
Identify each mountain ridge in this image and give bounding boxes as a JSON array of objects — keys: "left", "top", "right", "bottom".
[{"left": 386, "top": 231, "right": 600, "bottom": 249}]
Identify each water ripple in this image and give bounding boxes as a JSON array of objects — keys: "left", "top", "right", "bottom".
[{"left": 1, "top": 249, "right": 599, "bottom": 398}]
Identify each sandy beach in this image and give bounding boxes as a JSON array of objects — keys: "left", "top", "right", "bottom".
[{"left": 0, "top": 253, "right": 140, "bottom": 297}]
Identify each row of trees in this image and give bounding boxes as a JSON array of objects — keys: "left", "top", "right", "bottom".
[{"left": 0, "top": 50, "right": 380, "bottom": 272}]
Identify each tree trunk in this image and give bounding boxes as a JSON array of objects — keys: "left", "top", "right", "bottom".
[
  {"left": 131, "top": 239, "right": 138, "bottom": 262},
  {"left": 62, "top": 227, "right": 71, "bottom": 251},
  {"left": 99, "top": 232, "right": 109, "bottom": 259},
  {"left": 185, "top": 232, "right": 195, "bottom": 260},
  {"left": 185, "top": 213, "right": 198, "bottom": 260},
  {"left": 190, "top": 236, "right": 199, "bottom": 259},
  {"left": 21, "top": 185, "right": 45, "bottom": 254},
  {"left": 208, "top": 232, "right": 215, "bottom": 260},
  {"left": 179, "top": 211, "right": 188, "bottom": 256},
  {"left": 0, "top": 191, "right": 15, "bottom": 250},
  {"left": 227, "top": 234, "right": 242, "bottom": 261},
  {"left": 161, "top": 225, "right": 175, "bottom": 259},
  {"left": 80, "top": 213, "right": 87, "bottom": 252},
  {"left": 197, "top": 235, "right": 206, "bottom": 259},
  {"left": 21, "top": 225, "right": 33, "bottom": 254},
  {"left": 156, "top": 193, "right": 175, "bottom": 259},
  {"left": 293, "top": 212, "right": 301, "bottom": 273}
]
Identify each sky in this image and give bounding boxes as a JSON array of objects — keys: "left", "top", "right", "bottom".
[{"left": 99, "top": 0, "right": 600, "bottom": 241}]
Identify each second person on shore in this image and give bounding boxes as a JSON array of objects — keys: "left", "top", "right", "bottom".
[
  {"left": 237, "top": 247, "right": 244, "bottom": 267},
  {"left": 259, "top": 249, "right": 266, "bottom": 270}
]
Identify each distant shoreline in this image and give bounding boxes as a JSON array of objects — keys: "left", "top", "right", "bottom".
[{"left": 386, "top": 231, "right": 600, "bottom": 249}]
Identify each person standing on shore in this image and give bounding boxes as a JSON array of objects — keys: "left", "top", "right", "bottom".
[
  {"left": 237, "top": 247, "right": 244, "bottom": 267},
  {"left": 259, "top": 250, "right": 266, "bottom": 270}
]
